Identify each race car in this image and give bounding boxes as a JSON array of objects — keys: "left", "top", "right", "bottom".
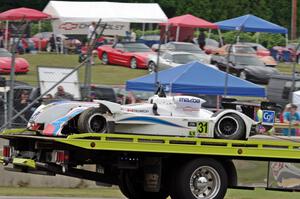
[{"left": 28, "top": 90, "right": 257, "bottom": 140}]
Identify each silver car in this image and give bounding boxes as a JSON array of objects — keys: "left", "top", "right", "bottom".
[
  {"left": 152, "top": 42, "right": 211, "bottom": 64},
  {"left": 148, "top": 51, "right": 218, "bottom": 72}
]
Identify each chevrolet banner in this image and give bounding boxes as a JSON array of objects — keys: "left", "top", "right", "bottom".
[{"left": 52, "top": 20, "right": 129, "bottom": 36}]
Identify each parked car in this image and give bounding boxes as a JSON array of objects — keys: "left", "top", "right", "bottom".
[
  {"left": 152, "top": 42, "right": 211, "bottom": 64},
  {"left": 238, "top": 42, "right": 277, "bottom": 66},
  {"left": 273, "top": 43, "right": 300, "bottom": 63},
  {"left": 213, "top": 54, "right": 279, "bottom": 84},
  {"left": 97, "top": 42, "right": 156, "bottom": 69},
  {"left": 0, "top": 48, "right": 29, "bottom": 74},
  {"left": 267, "top": 74, "right": 300, "bottom": 108},
  {"left": 215, "top": 44, "right": 277, "bottom": 67},
  {"left": 31, "top": 32, "right": 67, "bottom": 51},
  {"left": 148, "top": 51, "right": 218, "bottom": 72}
]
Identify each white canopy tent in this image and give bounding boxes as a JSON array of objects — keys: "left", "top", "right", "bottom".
[
  {"left": 43, "top": 1, "right": 168, "bottom": 23},
  {"left": 43, "top": 1, "right": 167, "bottom": 36}
]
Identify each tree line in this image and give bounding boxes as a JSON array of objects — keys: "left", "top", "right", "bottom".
[{"left": 0, "top": 0, "right": 297, "bottom": 37}]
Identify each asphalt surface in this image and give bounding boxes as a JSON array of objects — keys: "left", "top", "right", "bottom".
[{"left": 0, "top": 197, "right": 122, "bottom": 199}]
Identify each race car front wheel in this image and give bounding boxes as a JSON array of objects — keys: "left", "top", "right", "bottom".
[
  {"left": 77, "top": 108, "right": 107, "bottom": 133},
  {"left": 214, "top": 113, "right": 245, "bottom": 140}
]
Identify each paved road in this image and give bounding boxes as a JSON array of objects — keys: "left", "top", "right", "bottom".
[{"left": 0, "top": 197, "right": 122, "bottom": 199}]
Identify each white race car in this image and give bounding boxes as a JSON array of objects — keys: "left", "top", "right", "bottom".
[{"left": 28, "top": 91, "right": 257, "bottom": 140}]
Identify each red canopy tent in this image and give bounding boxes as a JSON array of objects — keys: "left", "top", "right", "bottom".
[
  {"left": 0, "top": 7, "right": 51, "bottom": 49},
  {"left": 161, "top": 14, "right": 218, "bottom": 42},
  {"left": 0, "top": 7, "right": 50, "bottom": 20}
]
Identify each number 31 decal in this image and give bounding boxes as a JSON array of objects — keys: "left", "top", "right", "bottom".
[
  {"left": 189, "top": 122, "right": 208, "bottom": 136},
  {"left": 197, "top": 122, "right": 208, "bottom": 134}
]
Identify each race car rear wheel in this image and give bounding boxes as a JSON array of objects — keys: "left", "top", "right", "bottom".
[
  {"left": 77, "top": 108, "right": 107, "bottom": 133},
  {"left": 214, "top": 113, "right": 245, "bottom": 140},
  {"left": 130, "top": 57, "right": 137, "bottom": 69}
]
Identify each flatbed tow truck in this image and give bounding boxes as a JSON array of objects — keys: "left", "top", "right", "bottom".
[{"left": 1, "top": 129, "right": 300, "bottom": 199}]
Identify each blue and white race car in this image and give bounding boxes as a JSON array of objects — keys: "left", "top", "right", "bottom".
[{"left": 28, "top": 93, "right": 257, "bottom": 140}]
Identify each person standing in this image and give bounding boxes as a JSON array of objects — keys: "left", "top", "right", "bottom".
[
  {"left": 87, "top": 22, "right": 96, "bottom": 42},
  {"left": 283, "top": 103, "right": 300, "bottom": 136},
  {"left": 130, "top": 29, "right": 136, "bottom": 42},
  {"left": 198, "top": 31, "right": 206, "bottom": 50},
  {"left": 54, "top": 85, "right": 74, "bottom": 100},
  {"left": 87, "top": 22, "right": 96, "bottom": 64}
]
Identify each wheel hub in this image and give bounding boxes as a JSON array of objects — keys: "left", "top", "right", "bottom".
[{"left": 189, "top": 166, "right": 220, "bottom": 199}]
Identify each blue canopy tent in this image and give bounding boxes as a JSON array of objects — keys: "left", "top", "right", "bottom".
[
  {"left": 126, "top": 61, "right": 265, "bottom": 97},
  {"left": 215, "top": 14, "right": 288, "bottom": 45},
  {"left": 216, "top": 14, "right": 287, "bottom": 34}
]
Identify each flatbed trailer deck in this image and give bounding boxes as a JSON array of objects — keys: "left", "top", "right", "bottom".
[{"left": 1, "top": 130, "right": 300, "bottom": 199}]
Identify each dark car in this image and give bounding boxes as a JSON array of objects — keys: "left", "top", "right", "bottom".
[
  {"left": 267, "top": 74, "right": 300, "bottom": 107},
  {"left": 213, "top": 54, "right": 279, "bottom": 84}
]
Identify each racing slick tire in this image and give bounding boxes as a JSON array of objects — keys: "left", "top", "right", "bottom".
[
  {"left": 77, "top": 107, "right": 107, "bottom": 133},
  {"left": 119, "top": 170, "right": 169, "bottom": 199},
  {"left": 170, "top": 158, "right": 228, "bottom": 199},
  {"left": 214, "top": 113, "right": 246, "bottom": 140},
  {"left": 102, "top": 52, "right": 109, "bottom": 64},
  {"left": 130, "top": 57, "right": 138, "bottom": 69}
]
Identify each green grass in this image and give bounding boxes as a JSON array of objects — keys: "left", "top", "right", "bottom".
[
  {"left": 2, "top": 53, "right": 147, "bottom": 86},
  {"left": 3, "top": 53, "right": 299, "bottom": 86},
  {"left": 0, "top": 187, "right": 299, "bottom": 198}
]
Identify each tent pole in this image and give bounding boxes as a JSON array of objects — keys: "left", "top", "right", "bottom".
[
  {"left": 5, "top": 20, "right": 8, "bottom": 49},
  {"left": 285, "top": 33, "right": 288, "bottom": 47},
  {"left": 208, "top": 29, "right": 211, "bottom": 39},
  {"left": 164, "top": 25, "right": 168, "bottom": 43},
  {"left": 176, "top": 26, "right": 180, "bottom": 41},
  {"left": 218, "top": 29, "right": 223, "bottom": 46},
  {"left": 38, "top": 20, "right": 42, "bottom": 52},
  {"left": 142, "top": 23, "right": 145, "bottom": 36},
  {"left": 256, "top": 32, "right": 260, "bottom": 43}
]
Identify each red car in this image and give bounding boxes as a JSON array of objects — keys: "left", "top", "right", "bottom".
[
  {"left": 0, "top": 48, "right": 29, "bottom": 74},
  {"left": 97, "top": 43, "right": 156, "bottom": 69}
]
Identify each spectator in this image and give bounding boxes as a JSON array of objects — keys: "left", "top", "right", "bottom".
[
  {"left": 42, "top": 93, "right": 53, "bottom": 104},
  {"left": 49, "top": 34, "right": 56, "bottom": 52},
  {"left": 0, "top": 28, "right": 3, "bottom": 48},
  {"left": 198, "top": 31, "right": 206, "bottom": 50},
  {"left": 130, "top": 29, "right": 136, "bottom": 42},
  {"left": 282, "top": 103, "right": 300, "bottom": 136},
  {"left": 87, "top": 22, "right": 96, "bottom": 43},
  {"left": 54, "top": 85, "right": 74, "bottom": 100},
  {"left": 14, "top": 90, "right": 31, "bottom": 126}
]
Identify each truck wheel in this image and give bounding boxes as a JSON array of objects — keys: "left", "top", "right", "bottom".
[
  {"left": 214, "top": 113, "right": 245, "bottom": 140},
  {"left": 170, "top": 158, "right": 228, "bottom": 199},
  {"left": 119, "top": 171, "right": 169, "bottom": 199},
  {"left": 77, "top": 108, "right": 107, "bottom": 133}
]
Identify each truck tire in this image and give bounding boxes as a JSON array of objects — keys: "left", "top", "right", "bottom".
[
  {"left": 77, "top": 108, "right": 107, "bottom": 133},
  {"left": 119, "top": 170, "right": 169, "bottom": 199},
  {"left": 170, "top": 158, "right": 228, "bottom": 199},
  {"left": 214, "top": 113, "right": 245, "bottom": 140}
]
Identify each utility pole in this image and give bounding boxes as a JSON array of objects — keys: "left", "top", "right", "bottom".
[{"left": 291, "top": 0, "right": 297, "bottom": 40}]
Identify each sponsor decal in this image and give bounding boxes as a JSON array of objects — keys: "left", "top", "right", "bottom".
[
  {"left": 59, "top": 22, "right": 78, "bottom": 30},
  {"left": 122, "top": 108, "right": 149, "bottom": 113},
  {"left": 179, "top": 98, "right": 201, "bottom": 103}
]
